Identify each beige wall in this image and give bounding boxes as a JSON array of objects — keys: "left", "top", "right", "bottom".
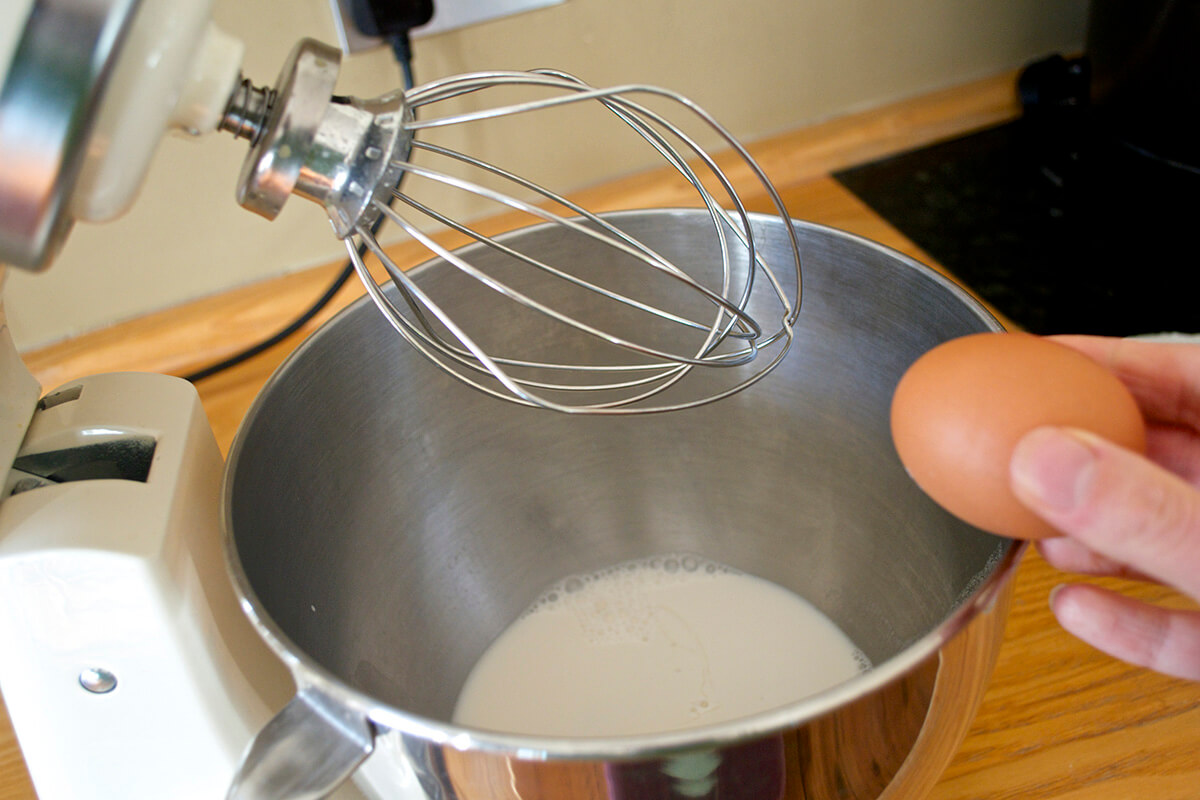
[{"left": 5, "top": 0, "right": 1088, "bottom": 351}]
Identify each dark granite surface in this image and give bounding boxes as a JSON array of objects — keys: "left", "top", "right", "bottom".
[{"left": 834, "top": 117, "right": 1197, "bottom": 336}]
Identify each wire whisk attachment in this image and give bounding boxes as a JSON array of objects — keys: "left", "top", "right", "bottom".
[{"left": 228, "top": 39, "right": 801, "bottom": 414}]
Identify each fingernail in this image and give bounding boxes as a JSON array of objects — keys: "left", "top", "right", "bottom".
[
  {"left": 1047, "top": 583, "right": 1082, "bottom": 630},
  {"left": 1011, "top": 427, "right": 1098, "bottom": 513}
]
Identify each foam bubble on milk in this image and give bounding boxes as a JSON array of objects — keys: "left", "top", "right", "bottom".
[
  {"left": 454, "top": 554, "right": 872, "bottom": 737},
  {"left": 523, "top": 554, "right": 737, "bottom": 647}
]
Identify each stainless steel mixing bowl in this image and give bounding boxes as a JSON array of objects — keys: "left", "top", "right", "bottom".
[{"left": 222, "top": 209, "right": 1021, "bottom": 799}]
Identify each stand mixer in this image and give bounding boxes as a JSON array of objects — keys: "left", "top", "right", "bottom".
[
  {"left": 1, "top": 0, "right": 801, "bottom": 796},
  {"left": 2, "top": 0, "right": 801, "bottom": 414}
]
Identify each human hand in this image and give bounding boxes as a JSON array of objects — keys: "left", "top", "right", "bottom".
[{"left": 1008, "top": 335, "right": 1200, "bottom": 680}]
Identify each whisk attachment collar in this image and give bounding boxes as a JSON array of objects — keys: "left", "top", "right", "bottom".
[{"left": 229, "top": 39, "right": 413, "bottom": 237}]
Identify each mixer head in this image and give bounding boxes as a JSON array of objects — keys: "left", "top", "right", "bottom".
[{"left": 224, "top": 39, "right": 803, "bottom": 414}]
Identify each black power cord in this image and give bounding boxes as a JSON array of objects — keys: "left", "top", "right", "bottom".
[{"left": 185, "top": 23, "right": 424, "bottom": 383}]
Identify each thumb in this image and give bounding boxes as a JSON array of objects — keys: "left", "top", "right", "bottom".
[{"left": 1011, "top": 426, "right": 1200, "bottom": 599}]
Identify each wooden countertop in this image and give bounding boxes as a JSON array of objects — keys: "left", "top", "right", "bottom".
[{"left": 4, "top": 71, "right": 1198, "bottom": 798}]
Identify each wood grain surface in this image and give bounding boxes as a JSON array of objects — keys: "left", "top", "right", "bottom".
[{"left": 4, "top": 69, "right": 1197, "bottom": 798}]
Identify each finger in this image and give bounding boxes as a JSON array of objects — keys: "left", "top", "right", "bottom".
[
  {"left": 1050, "top": 583, "right": 1200, "bottom": 681},
  {"left": 1052, "top": 336, "right": 1200, "bottom": 484},
  {"left": 1011, "top": 426, "right": 1200, "bottom": 597},
  {"left": 1036, "top": 537, "right": 1156, "bottom": 583},
  {"left": 1146, "top": 425, "right": 1200, "bottom": 487},
  {"left": 1049, "top": 335, "right": 1200, "bottom": 431}
]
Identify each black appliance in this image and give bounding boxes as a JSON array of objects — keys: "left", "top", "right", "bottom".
[{"left": 835, "top": 0, "right": 1198, "bottom": 335}]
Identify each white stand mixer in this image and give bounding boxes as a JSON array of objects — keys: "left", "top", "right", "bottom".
[
  {"left": 0, "top": 367, "right": 295, "bottom": 798},
  {"left": 0, "top": 0, "right": 405, "bottom": 796}
]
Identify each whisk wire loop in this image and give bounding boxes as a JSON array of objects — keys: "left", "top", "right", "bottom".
[
  {"left": 387, "top": 178, "right": 749, "bottom": 343},
  {"left": 387, "top": 156, "right": 762, "bottom": 354},
  {"left": 346, "top": 69, "right": 804, "bottom": 413},
  {"left": 349, "top": 230, "right": 700, "bottom": 411},
  {"left": 404, "top": 72, "right": 765, "bottom": 316},
  {"left": 406, "top": 85, "right": 765, "bottom": 338}
]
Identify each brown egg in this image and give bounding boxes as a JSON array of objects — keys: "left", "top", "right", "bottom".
[{"left": 890, "top": 332, "right": 1146, "bottom": 539}]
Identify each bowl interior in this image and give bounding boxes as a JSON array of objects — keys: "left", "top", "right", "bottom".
[{"left": 225, "top": 211, "right": 1009, "bottom": 724}]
